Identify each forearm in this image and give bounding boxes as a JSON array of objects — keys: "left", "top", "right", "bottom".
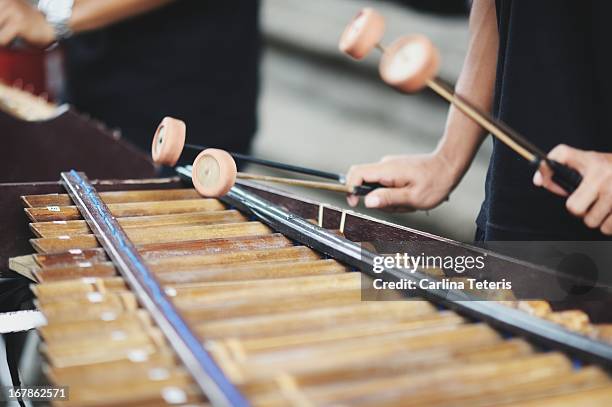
[
  {"left": 435, "top": 0, "right": 498, "bottom": 181},
  {"left": 69, "top": 0, "right": 175, "bottom": 33}
]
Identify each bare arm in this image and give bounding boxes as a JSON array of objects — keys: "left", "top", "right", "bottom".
[
  {"left": 436, "top": 0, "right": 499, "bottom": 181},
  {"left": 70, "top": 0, "right": 175, "bottom": 33},
  {"left": 0, "top": 0, "right": 175, "bottom": 47},
  {"left": 346, "top": 0, "right": 499, "bottom": 210}
]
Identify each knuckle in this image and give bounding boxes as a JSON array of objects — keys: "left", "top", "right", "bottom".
[
  {"left": 602, "top": 186, "right": 612, "bottom": 200},
  {"left": 584, "top": 215, "right": 599, "bottom": 229},
  {"left": 377, "top": 192, "right": 390, "bottom": 207},
  {"left": 566, "top": 200, "right": 584, "bottom": 216},
  {"left": 556, "top": 144, "right": 570, "bottom": 153},
  {"left": 347, "top": 165, "right": 362, "bottom": 178}
]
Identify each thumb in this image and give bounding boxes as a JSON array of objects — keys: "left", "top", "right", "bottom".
[
  {"left": 533, "top": 163, "right": 568, "bottom": 197},
  {"left": 364, "top": 187, "right": 416, "bottom": 210}
]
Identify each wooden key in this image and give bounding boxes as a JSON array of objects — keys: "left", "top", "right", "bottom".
[
  {"left": 40, "top": 291, "right": 138, "bottom": 322},
  {"left": 502, "top": 383, "right": 612, "bottom": 407},
  {"left": 46, "top": 349, "right": 177, "bottom": 384},
  {"left": 35, "top": 262, "right": 117, "bottom": 282},
  {"left": 25, "top": 199, "right": 225, "bottom": 222},
  {"left": 34, "top": 239, "right": 303, "bottom": 282},
  {"left": 592, "top": 324, "right": 612, "bottom": 343},
  {"left": 545, "top": 310, "right": 591, "bottom": 333},
  {"left": 45, "top": 327, "right": 163, "bottom": 357},
  {"left": 139, "top": 233, "right": 293, "bottom": 261},
  {"left": 219, "top": 314, "right": 466, "bottom": 366},
  {"left": 264, "top": 353, "right": 575, "bottom": 407},
  {"left": 331, "top": 364, "right": 610, "bottom": 407},
  {"left": 169, "top": 272, "right": 361, "bottom": 298},
  {"left": 60, "top": 371, "right": 197, "bottom": 406},
  {"left": 182, "top": 288, "right": 362, "bottom": 322},
  {"left": 444, "top": 367, "right": 611, "bottom": 407},
  {"left": 39, "top": 310, "right": 152, "bottom": 341},
  {"left": 34, "top": 248, "right": 107, "bottom": 268},
  {"left": 196, "top": 301, "right": 436, "bottom": 339},
  {"left": 34, "top": 243, "right": 315, "bottom": 282},
  {"left": 156, "top": 259, "right": 347, "bottom": 285},
  {"left": 30, "top": 221, "right": 272, "bottom": 253},
  {"left": 220, "top": 324, "right": 501, "bottom": 384},
  {"left": 517, "top": 300, "right": 552, "bottom": 317},
  {"left": 241, "top": 339, "right": 533, "bottom": 398},
  {"left": 30, "top": 210, "right": 248, "bottom": 238},
  {"left": 224, "top": 312, "right": 465, "bottom": 357},
  {"left": 58, "top": 364, "right": 188, "bottom": 387},
  {"left": 33, "top": 276, "right": 126, "bottom": 300},
  {"left": 44, "top": 330, "right": 166, "bottom": 368},
  {"left": 173, "top": 274, "right": 360, "bottom": 308},
  {"left": 149, "top": 246, "right": 319, "bottom": 272},
  {"left": 22, "top": 188, "right": 200, "bottom": 207},
  {"left": 33, "top": 234, "right": 292, "bottom": 269}
]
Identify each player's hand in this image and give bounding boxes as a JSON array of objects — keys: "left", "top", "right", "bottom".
[
  {"left": 346, "top": 153, "right": 459, "bottom": 212},
  {"left": 533, "top": 144, "right": 612, "bottom": 235},
  {"left": 0, "top": 0, "right": 55, "bottom": 47}
]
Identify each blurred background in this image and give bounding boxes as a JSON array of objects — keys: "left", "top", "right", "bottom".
[
  {"left": 255, "top": 0, "right": 489, "bottom": 242},
  {"left": 0, "top": 1, "right": 482, "bottom": 400},
  {"left": 0, "top": 0, "right": 488, "bottom": 245}
]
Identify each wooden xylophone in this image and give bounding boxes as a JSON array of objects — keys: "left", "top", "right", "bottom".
[{"left": 8, "top": 170, "right": 612, "bottom": 406}]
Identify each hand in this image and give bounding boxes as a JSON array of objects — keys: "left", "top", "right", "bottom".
[
  {"left": 346, "top": 153, "right": 460, "bottom": 212},
  {"left": 0, "top": 0, "right": 55, "bottom": 47},
  {"left": 533, "top": 144, "right": 612, "bottom": 235}
]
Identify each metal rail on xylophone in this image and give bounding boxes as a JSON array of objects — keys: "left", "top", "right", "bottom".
[{"left": 7, "top": 169, "right": 612, "bottom": 406}]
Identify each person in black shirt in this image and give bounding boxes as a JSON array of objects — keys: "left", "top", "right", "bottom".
[
  {"left": 346, "top": 0, "right": 612, "bottom": 241},
  {"left": 0, "top": 0, "right": 260, "bottom": 155}
]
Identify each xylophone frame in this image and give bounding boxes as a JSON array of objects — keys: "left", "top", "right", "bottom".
[{"left": 3, "top": 170, "right": 612, "bottom": 405}]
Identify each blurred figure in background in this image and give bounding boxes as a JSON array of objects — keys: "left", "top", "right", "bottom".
[{"left": 0, "top": 0, "right": 261, "bottom": 155}]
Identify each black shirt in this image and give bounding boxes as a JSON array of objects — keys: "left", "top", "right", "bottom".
[
  {"left": 63, "top": 0, "right": 261, "bottom": 155},
  {"left": 477, "top": 0, "right": 612, "bottom": 240}
]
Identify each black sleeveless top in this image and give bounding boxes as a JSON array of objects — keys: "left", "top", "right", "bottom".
[
  {"left": 477, "top": 0, "right": 612, "bottom": 240},
  {"left": 63, "top": 0, "right": 261, "bottom": 155}
]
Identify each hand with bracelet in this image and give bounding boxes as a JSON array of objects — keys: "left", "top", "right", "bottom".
[
  {"left": 0, "top": 0, "right": 57, "bottom": 47},
  {"left": 0, "top": 0, "right": 173, "bottom": 47}
]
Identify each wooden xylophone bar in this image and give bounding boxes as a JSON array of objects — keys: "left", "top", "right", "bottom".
[
  {"left": 60, "top": 170, "right": 247, "bottom": 406},
  {"left": 218, "top": 170, "right": 612, "bottom": 367},
  {"left": 13, "top": 171, "right": 612, "bottom": 406}
]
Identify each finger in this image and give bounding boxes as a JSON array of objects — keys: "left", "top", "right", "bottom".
[
  {"left": 584, "top": 196, "right": 611, "bottom": 229},
  {"left": 345, "top": 165, "right": 366, "bottom": 189},
  {"left": 0, "top": 9, "right": 11, "bottom": 28},
  {"left": 346, "top": 194, "right": 359, "bottom": 208},
  {"left": 364, "top": 187, "right": 416, "bottom": 210},
  {"left": 566, "top": 180, "right": 599, "bottom": 218},
  {"left": 548, "top": 144, "right": 589, "bottom": 173},
  {"left": 346, "top": 163, "right": 400, "bottom": 188},
  {"left": 533, "top": 164, "right": 568, "bottom": 197},
  {"left": 600, "top": 213, "right": 612, "bottom": 236},
  {"left": 0, "top": 5, "right": 15, "bottom": 30},
  {"left": 0, "top": 21, "right": 18, "bottom": 47},
  {"left": 346, "top": 162, "right": 396, "bottom": 208}
]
